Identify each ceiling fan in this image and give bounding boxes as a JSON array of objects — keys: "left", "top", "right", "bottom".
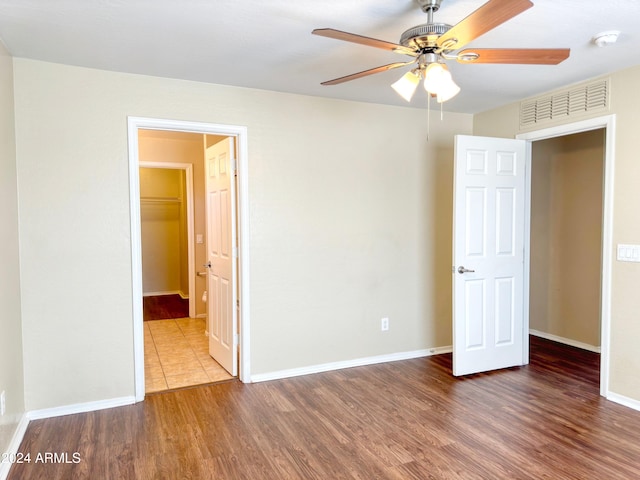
[{"left": 312, "top": 0, "right": 570, "bottom": 103}]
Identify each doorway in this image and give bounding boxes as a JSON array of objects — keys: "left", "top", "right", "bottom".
[
  {"left": 519, "top": 114, "right": 615, "bottom": 397},
  {"left": 139, "top": 162, "right": 194, "bottom": 318},
  {"left": 128, "top": 117, "right": 251, "bottom": 401},
  {"left": 138, "top": 159, "right": 233, "bottom": 392},
  {"left": 529, "top": 130, "right": 604, "bottom": 358}
]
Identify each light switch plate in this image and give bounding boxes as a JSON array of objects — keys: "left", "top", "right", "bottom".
[{"left": 617, "top": 244, "right": 640, "bottom": 262}]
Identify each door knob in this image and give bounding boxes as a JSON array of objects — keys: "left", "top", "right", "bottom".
[{"left": 457, "top": 266, "right": 475, "bottom": 274}]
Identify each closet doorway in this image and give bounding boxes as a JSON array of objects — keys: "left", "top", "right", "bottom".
[
  {"left": 519, "top": 114, "right": 615, "bottom": 396},
  {"left": 140, "top": 164, "right": 193, "bottom": 318},
  {"left": 529, "top": 129, "right": 605, "bottom": 355}
]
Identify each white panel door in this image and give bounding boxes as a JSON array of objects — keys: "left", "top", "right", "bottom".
[
  {"left": 205, "top": 137, "right": 237, "bottom": 376},
  {"left": 452, "top": 135, "right": 526, "bottom": 376}
]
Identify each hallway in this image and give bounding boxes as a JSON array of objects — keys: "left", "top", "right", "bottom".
[{"left": 144, "top": 317, "right": 233, "bottom": 393}]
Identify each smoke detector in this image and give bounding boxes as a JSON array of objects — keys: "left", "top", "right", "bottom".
[{"left": 593, "top": 31, "right": 620, "bottom": 47}]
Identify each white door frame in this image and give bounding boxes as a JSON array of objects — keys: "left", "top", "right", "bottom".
[
  {"left": 128, "top": 117, "right": 251, "bottom": 401},
  {"left": 139, "top": 162, "right": 196, "bottom": 318},
  {"left": 518, "top": 114, "right": 616, "bottom": 398}
]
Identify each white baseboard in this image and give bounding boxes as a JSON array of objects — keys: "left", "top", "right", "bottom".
[
  {"left": 1, "top": 396, "right": 137, "bottom": 480},
  {"left": 142, "top": 290, "right": 182, "bottom": 297},
  {"left": 27, "top": 396, "right": 136, "bottom": 421},
  {"left": 529, "top": 329, "right": 601, "bottom": 353},
  {"left": 606, "top": 391, "right": 640, "bottom": 412},
  {"left": 178, "top": 291, "right": 189, "bottom": 300},
  {"left": 0, "top": 414, "right": 29, "bottom": 480},
  {"left": 250, "top": 346, "right": 452, "bottom": 383}
]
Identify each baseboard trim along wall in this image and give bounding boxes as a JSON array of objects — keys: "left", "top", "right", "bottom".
[
  {"left": 606, "top": 391, "right": 640, "bottom": 412},
  {"left": 529, "top": 329, "right": 601, "bottom": 353},
  {"left": 142, "top": 290, "right": 183, "bottom": 297},
  {"left": 250, "top": 346, "right": 453, "bottom": 383},
  {"left": 26, "top": 396, "right": 137, "bottom": 421},
  {"left": 0, "top": 414, "right": 29, "bottom": 480},
  {"left": 1, "top": 397, "right": 135, "bottom": 479}
]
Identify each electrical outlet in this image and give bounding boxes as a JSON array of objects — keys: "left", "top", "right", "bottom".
[
  {"left": 381, "top": 317, "right": 389, "bottom": 332},
  {"left": 1, "top": 391, "right": 5, "bottom": 416}
]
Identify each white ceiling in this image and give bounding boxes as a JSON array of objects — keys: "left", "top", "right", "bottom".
[{"left": 0, "top": 0, "right": 638, "bottom": 114}]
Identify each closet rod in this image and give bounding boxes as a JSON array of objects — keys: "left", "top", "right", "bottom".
[{"left": 140, "top": 196, "right": 181, "bottom": 204}]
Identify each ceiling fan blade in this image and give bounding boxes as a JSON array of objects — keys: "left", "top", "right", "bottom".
[
  {"left": 457, "top": 48, "right": 570, "bottom": 64},
  {"left": 313, "top": 28, "right": 418, "bottom": 57},
  {"left": 321, "top": 61, "right": 415, "bottom": 86},
  {"left": 436, "top": 0, "right": 533, "bottom": 51}
]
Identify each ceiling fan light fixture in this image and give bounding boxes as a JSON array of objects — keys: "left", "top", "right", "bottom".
[
  {"left": 420, "top": 62, "right": 459, "bottom": 102},
  {"left": 422, "top": 63, "right": 460, "bottom": 103},
  {"left": 391, "top": 70, "right": 421, "bottom": 102},
  {"left": 423, "top": 62, "right": 449, "bottom": 91},
  {"left": 436, "top": 79, "right": 460, "bottom": 103}
]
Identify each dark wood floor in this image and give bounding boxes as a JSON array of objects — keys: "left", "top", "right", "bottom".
[
  {"left": 9, "top": 337, "right": 640, "bottom": 479},
  {"left": 143, "top": 294, "right": 189, "bottom": 321}
]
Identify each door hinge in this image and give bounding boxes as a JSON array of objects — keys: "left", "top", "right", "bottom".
[
  {"left": 231, "top": 158, "right": 238, "bottom": 173},
  {"left": 234, "top": 333, "right": 239, "bottom": 346},
  {"left": 233, "top": 246, "right": 239, "bottom": 258}
]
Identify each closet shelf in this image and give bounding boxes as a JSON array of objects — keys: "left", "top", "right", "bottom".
[{"left": 140, "top": 196, "right": 182, "bottom": 204}]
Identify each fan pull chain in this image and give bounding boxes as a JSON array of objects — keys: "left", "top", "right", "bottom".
[{"left": 426, "top": 93, "right": 431, "bottom": 142}]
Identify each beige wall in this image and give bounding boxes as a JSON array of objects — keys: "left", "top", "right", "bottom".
[
  {"left": 0, "top": 41, "right": 25, "bottom": 452},
  {"left": 140, "top": 168, "right": 187, "bottom": 297},
  {"left": 530, "top": 130, "right": 604, "bottom": 347},
  {"left": 139, "top": 130, "right": 207, "bottom": 315},
  {"left": 13, "top": 58, "right": 473, "bottom": 410},
  {"left": 475, "top": 65, "right": 640, "bottom": 402}
]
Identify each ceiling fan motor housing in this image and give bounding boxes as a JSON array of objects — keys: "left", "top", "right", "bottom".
[{"left": 400, "top": 23, "right": 452, "bottom": 50}]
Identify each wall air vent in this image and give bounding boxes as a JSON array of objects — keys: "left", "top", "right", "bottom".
[{"left": 519, "top": 78, "right": 609, "bottom": 129}]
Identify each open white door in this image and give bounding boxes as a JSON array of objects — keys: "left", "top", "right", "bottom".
[
  {"left": 452, "top": 135, "right": 527, "bottom": 376},
  {"left": 205, "top": 137, "right": 238, "bottom": 376}
]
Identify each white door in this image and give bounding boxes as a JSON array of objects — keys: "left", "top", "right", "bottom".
[
  {"left": 205, "top": 137, "right": 237, "bottom": 376},
  {"left": 452, "top": 135, "right": 527, "bottom": 376}
]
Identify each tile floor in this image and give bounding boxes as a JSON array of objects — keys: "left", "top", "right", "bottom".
[{"left": 144, "top": 317, "right": 234, "bottom": 393}]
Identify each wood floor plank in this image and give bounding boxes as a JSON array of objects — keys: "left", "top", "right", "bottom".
[
  {"left": 8, "top": 336, "right": 640, "bottom": 479},
  {"left": 143, "top": 294, "right": 189, "bottom": 321}
]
